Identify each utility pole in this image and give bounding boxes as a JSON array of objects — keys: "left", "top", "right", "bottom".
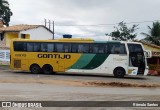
[
  {"left": 44, "top": 19, "right": 54, "bottom": 39},
  {"left": 49, "top": 20, "right": 51, "bottom": 30},
  {"left": 52, "top": 21, "right": 54, "bottom": 39},
  {"left": 44, "top": 19, "right": 47, "bottom": 27}
]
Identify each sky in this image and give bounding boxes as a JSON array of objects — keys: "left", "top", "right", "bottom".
[{"left": 7, "top": 0, "right": 160, "bottom": 40}]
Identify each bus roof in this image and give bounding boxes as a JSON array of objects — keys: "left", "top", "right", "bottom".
[{"left": 11, "top": 38, "right": 142, "bottom": 45}]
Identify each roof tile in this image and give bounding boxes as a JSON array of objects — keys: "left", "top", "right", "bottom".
[{"left": 0, "top": 24, "right": 42, "bottom": 32}]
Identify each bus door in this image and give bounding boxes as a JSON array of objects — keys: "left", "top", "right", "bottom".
[
  {"left": 128, "top": 52, "right": 138, "bottom": 75},
  {"left": 137, "top": 53, "right": 145, "bottom": 74},
  {"left": 128, "top": 52, "right": 145, "bottom": 75},
  {"left": 127, "top": 44, "right": 146, "bottom": 75}
]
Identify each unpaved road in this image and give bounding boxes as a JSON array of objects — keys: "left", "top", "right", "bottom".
[{"left": 0, "top": 67, "right": 160, "bottom": 110}]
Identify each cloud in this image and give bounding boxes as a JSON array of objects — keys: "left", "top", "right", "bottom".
[{"left": 7, "top": 0, "right": 160, "bottom": 40}]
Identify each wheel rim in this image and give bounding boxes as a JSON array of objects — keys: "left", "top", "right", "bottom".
[
  {"left": 117, "top": 70, "right": 122, "bottom": 76},
  {"left": 31, "top": 65, "right": 40, "bottom": 74},
  {"left": 43, "top": 65, "right": 53, "bottom": 74},
  {"left": 114, "top": 68, "right": 125, "bottom": 78}
]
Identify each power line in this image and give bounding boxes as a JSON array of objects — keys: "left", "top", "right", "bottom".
[
  {"left": 54, "top": 20, "right": 160, "bottom": 27},
  {"left": 9, "top": 19, "right": 160, "bottom": 27}
]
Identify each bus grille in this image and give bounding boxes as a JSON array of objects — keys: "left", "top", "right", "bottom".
[{"left": 14, "top": 60, "right": 21, "bottom": 68}]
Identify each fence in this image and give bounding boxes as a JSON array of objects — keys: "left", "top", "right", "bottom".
[{"left": 0, "top": 49, "right": 10, "bottom": 65}]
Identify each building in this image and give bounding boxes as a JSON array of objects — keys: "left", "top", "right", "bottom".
[
  {"left": 0, "top": 24, "right": 53, "bottom": 48},
  {"left": 0, "top": 20, "right": 53, "bottom": 65},
  {"left": 141, "top": 41, "right": 160, "bottom": 75}
]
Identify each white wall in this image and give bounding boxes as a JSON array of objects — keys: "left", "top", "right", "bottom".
[{"left": 20, "top": 26, "right": 53, "bottom": 40}]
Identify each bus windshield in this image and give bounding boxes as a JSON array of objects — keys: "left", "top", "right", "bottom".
[{"left": 127, "top": 44, "right": 143, "bottom": 53}]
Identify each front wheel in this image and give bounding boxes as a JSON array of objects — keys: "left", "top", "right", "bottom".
[
  {"left": 113, "top": 67, "right": 125, "bottom": 78},
  {"left": 30, "top": 64, "right": 41, "bottom": 74}
]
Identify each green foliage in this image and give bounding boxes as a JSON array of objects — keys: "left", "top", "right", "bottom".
[
  {"left": 106, "top": 21, "right": 138, "bottom": 41},
  {"left": 0, "top": 0, "right": 13, "bottom": 26},
  {"left": 141, "top": 21, "right": 160, "bottom": 46}
]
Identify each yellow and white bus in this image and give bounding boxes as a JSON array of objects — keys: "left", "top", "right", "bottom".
[{"left": 10, "top": 38, "right": 151, "bottom": 78}]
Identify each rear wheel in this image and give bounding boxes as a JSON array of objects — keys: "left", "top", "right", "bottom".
[
  {"left": 30, "top": 64, "right": 41, "bottom": 74},
  {"left": 42, "top": 64, "right": 53, "bottom": 74},
  {"left": 113, "top": 67, "right": 125, "bottom": 78}
]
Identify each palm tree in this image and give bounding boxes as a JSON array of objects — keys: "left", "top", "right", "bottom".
[
  {"left": 141, "top": 21, "right": 160, "bottom": 46},
  {"left": 0, "top": 0, "right": 13, "bottom": 26}
]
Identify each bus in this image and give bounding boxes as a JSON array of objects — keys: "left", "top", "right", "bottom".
[{"left": 10, "top": 38, "right": 151, "bottom": 78}]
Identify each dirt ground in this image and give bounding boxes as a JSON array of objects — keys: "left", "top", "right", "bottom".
[
  {"left": 0, "top": 65, "right": 160, "bottom": 88},
  {"left": 0, "top": 65, "right": 160, "bottom": 110}
]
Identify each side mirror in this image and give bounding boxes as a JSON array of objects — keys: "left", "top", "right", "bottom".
[{"left": 144, "top": 50, "right": 152, "bottom": 58}]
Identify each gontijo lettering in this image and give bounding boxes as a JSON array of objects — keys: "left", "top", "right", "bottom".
[{"left": 37, "top": 54, "right": 71, "bottom": 59}]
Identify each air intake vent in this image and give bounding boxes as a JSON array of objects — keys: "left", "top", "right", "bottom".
[{"left": 14, "top": 60, "right": 21, "bottom": 68}]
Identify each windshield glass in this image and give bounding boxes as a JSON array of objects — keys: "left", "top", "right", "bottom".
[{"left": 127, "top": 44, "right": 143, "bottom": 53}]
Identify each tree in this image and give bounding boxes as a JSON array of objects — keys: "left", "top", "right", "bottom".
[
  {"left": 141, "top": 21, "right": 160, "bottom": 46},
  {"left": 106, "top": 21, "right": 138, "bottom": 41},
  {"left": 0, "top": 0, "right": 13, "bottom": 26}
]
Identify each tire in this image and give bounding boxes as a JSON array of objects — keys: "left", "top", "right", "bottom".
[
  {"left": 113, "top": 67, "right": 125, "bottom": 78},
  {"left": 30, "top": 64, "right": 41, "bottom": 74},
  {"left": 42, "top": 64, "right": 53, "bottom": 74}
]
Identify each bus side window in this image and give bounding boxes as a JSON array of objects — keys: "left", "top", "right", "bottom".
[
  {"left": 84, "top": 44, "right": 90, "bottom": 53},
  {"left": 34, "top": 43, "right": 41, "bottom": 52},
  {"left": 108, "top": 44, "right": 127, "bottom": 54},
  {"left": 105, "top": 44, "right": 108, "bottom": 53},
  {"left": 78, "top": 44, "right": 83, "bottom": 53},
  {"left": 47, "top": 43, "right": 54, "bottom": 52},
  {"left": 55, "top": 43, "right": 63, "bottom": 52},
  {"left": 41, "top": 43, "right": 48, "bottom": 52},
  {"left": 92, "top": 44, "right": 105, "bottom": 54},
  {"left": 78, "top": 44, "right": 89, "bottom": 53},
  {"left": 63, "top": 43, "right": 71, "bottom": 53},
  {"left": 92, "top": 44, "right": 98, "bottom": 53},
  {"left": 120, "top": 44, "right": 127, "bottom": 54},
  {"left": 98, "top": 45, "right": 105, "bottom": 54},
  {"left": 114, "top": 46, "right": 120, "bottom": 54},
  {"left": 14, "top": 42, "right": 26, "bottom": 51},
  {"left": 27, "top": 43, "right": 34, "bottom": 52},
  {"left": 108, "top": 44, "right": 121, "bottom": 54},
  {"left": 71, "top": 44, "right": 78, "bottom": 53}
]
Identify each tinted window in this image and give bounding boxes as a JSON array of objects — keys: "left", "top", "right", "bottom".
[
  {"left": 55, "top": 43, "right": 63, "bottom": 52},
  {"left": 47, "top": 43, "right": 54, "bottom": 52},
  {"left": 71, "top": 44, "right": 78, "bottom": 53},
  {"left": 119, "top": 44, "right": 127, "bottom": 54},
  {"left": 14, "top": 42, "right": 26, "bottom": 51},
  {"left": 63, "top": 43, "right": 71, "bottom": 52},
  {"left": 41, "top": 43, "right": 54, "bottom": 52},
  {"left": 92, "top": 44, "right": 105, "bottom": 54},
  {"left": 27, "top": 43, "right": 34, "bottom": 52},
  {"left": 26, "top": 43, "right": 41, "bottom": 52},
  {"left": 108, "top": 43, "right": 126, "bottom": 54},
  {"left": 33, "top": 43, "right": 41, "bottom": 52},
  {"left": 41, "top": 43, "right": 47, "bottom": 52},
  {"left": 78, "top": 44, "right": 90, "bottom": 53},
  {"left": 128, "top": 44, "right": 143, "bottom": 53}
]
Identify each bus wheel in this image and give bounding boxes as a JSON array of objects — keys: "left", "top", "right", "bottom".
[
  {"left": 30, "top": 64, "right": 41, "bottom": 74},
  {"left": 42, "top": 64, "right": 53, "bottom": 74},
  {"left": 113, "top": 67, "right": 125, "bottom": 78}
]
